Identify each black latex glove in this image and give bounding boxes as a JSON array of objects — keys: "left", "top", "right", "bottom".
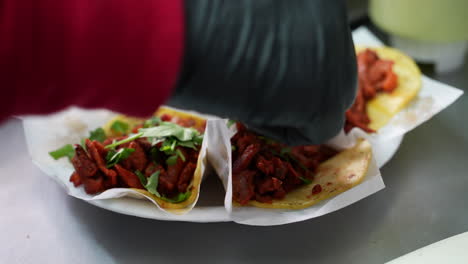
[{"left": 169, "top": 0, "right": 357, "bottom": 146}]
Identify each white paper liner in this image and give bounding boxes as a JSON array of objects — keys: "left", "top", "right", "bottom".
[
  {"left": 207, "top": 119, "right": 384, "bottom": 226},
  {"left": 344, "top": 27, "right": 464, "bottom": 144},
  {"left": 22, "top": 107, "right": 209, "bottom": 215}
]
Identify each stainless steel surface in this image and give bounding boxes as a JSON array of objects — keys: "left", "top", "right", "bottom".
[{"left": 2, "top": 31, "right": 467, "bottom": 264}]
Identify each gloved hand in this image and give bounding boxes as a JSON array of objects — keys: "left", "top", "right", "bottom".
[{"left": 170, "top": 0, "right": 357, "bottom": 145}]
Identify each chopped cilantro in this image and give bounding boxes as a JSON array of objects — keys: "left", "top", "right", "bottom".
[
  {"left": 227, "top": 119, "right": 236, "bottom": 128},
  {"left": 139, "top": 122, "right": 201, "bottom": 142},
  {"left": 105, "top": 148, "right": 135, "bottom": 168},
  {"left": 166, "top": 155, "right": 178, "bottom": 166},
  {"left": 110, "top": 120, "right": 129, "bottom": 134},
  {"left": 49, "top": 144, "right": 75, "bottom": 160},
  {"left": 89, "top": 127, "right": 106, "bottom": 142},
  {"left": 300, "top": 176, "right": 312, "bottom": 184},
  {"left": 144, "top": 116, "right": 162, "bottom": 128},
  {"left": 177, "top": 140, "right": 197, "bottom": 150},
  {"left": 104, "top": 133, "right": 143, "bottom": 149},
  {"left": 136, "top": 170, "right": 191, "bottom": 203},
  {"left": 176, "top": 148, "right": 186, "bottom": 162}
]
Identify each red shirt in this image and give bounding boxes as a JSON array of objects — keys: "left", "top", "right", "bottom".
[{"left": 0, "top": 0, "right": 184, "bottom": 121}]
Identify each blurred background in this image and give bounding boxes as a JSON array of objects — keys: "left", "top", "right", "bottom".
[{"left": 348, "top": 0, "right": 468, "bottom": 75}]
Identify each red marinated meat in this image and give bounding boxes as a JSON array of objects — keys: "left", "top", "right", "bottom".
[
  {"left": 177, "top": 162, "right": 196, "bottom": 193},
  {"left": 86, "top": 139, "right": 118, "bottom": 183},
  {"left": 136, "top": 138, "right": 152, "bottom": 153},
  {"left": 235, "top": 133, "right": 258, "bottom": 155},
  {"left": 256, "top": 176, "right": 283, "bottom": 195},
  {"left": 114, "top": 164, "right": 144, "bottom": 189},
  {"left": 255, "top": 193, "right": 273, "bottom": 203},
  {"left": 157, "top": 169, "right": 175, "bottom": 195},
  {"left": 160, "top": 147, "right": 187, "bottom": 193},
  {"left": 160, "top": 114, "right": 172, "bottom": 121},
  {"left": 272, "top": 157, "right": 287, "bottom": 180},
  {"left": 83, "top": 176, "right": 105, "bottom": 194},
  {"left": 71, "top": 145, "right": 98, "bottom": 179},
  {"left": 232, "top": 170, "right": 256, "bottom": 205},
  {"left": 272, "top": 186, "right": 286, "bottom": 199},
  {"left": 346, "top": 49, "right": 398, "bottom": 133},
  {"left": 230, "top": 123, "right": 339, "bottom": 204},
  {"left": 69, "top": 172, "right": 82, "bottom": 187},
  {"left": 232, "top": 143, "right": 261, "bottom": 174},
  {"left": 127, "top": 141, "right": 148, "bottom": 172},
  {"left": 256, "top": 156, "right": 274, "bottom": 175}
]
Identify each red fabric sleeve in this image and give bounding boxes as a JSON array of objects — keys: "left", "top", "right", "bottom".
[{"left": 0, "top": 0, "right": 184, "bottom": 121}]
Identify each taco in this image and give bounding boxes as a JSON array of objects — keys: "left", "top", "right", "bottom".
[
  {"left": 345, "top": 46, "right": 422, "bottom": 133},
  {"left": 49, "top": 106, "right": 206, "bottom": 209},
  {"left": 230, "top": 123, "right": 372, "bottom": 209}
]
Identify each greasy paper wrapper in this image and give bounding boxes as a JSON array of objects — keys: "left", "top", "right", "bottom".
[
  {"left": 342, "top": 27, "right": 463, "bottom": 147},
  {"left": 23, "top": 107, "right": 384, "bottom": 225},
  {"left": 208, "top": 120, "right": 384, "bottom": 226},
  {"left": 22, "top": 107, "right": 210, "bottom": 215}
]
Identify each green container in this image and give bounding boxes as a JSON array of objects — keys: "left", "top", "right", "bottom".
[{"left": 370, "top": 0, "right": 468, "bottom": 43}]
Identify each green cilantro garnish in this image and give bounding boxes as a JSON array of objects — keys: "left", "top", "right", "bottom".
[
  {"left": 177, "top": 141, "right": 197, "bottom": 150},
  {"left": 231, "top": 145, "right": 237, "bottom": 151},
  {"left": 110, "top": 120, "right": 129, "bottom": 134},
  {"left": 272, "top": 147, "right": 310, "bottom": 178},
  {"left": 139, "top": 122, "right": 201, "bottom": 142},
  {"left": 50, "top": 127, "right": 106, "bottom": 160},
  {"left": 105, "top": 148, "right": 135, "bottom": 168},
  {"left": 176, "top": 149, "right": 186, "bottom": 162},
  {"left": 165, "top": 155, "right": 178, "bottom": 166},
  {"left": 227, "top": 119, "right": 236, "bottom": 128},
  {"left": 144, "top": 117, "right": 162, "bottom": 128},
  {"left": 104, "top": 133, "right": 143, "bottom": 149},
  {"left": 49, "top": 144, "right": 75, "bottom": 160},
  {"left": 89, "top": 127, "right": 106, "bottom": 142},
  {"left": 299, "top": 176, "right": 312, "bottom": 184},
  {"left": 105, "top": 121, "right": 203, "bottom": 150},
  {"left": 136, "top": 170, "right": 191, "bottom": 203},
  {"left": 280, "top": 147, "right": 292, "bottom": 156}
]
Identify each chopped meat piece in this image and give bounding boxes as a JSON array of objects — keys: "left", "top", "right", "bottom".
[
  {"left": 161, "top": 147, "right": 187, "bottom": 193},
  {"left": 127, "top": 141, "right": 148, "bottom": 172},
  {"left": 135, "top": 138, "right": 152, "bottom": 153},
  {"left": 232, "top": 143, "right": 261, "bottom": 174},
  {"left": 177, "top": 162, "right": 197, "bottom": 193},
  {"left": 115, "top": 164, "right": 143, "bottom": 189},
  {"left": 272, "top": 157, "right": 288, "bottom": 180},
  {"left": 346, "top": 49, "right": 398, "bottom": 132},
  {"left": 83, "top": 176, "right": 105, "bottom": 194},
  {"left": 71, "top": 145, "right": 98, "bottom": 179},
  {"left": 232, "top": 170, "right": 256, "bottom": 205},
  {"left": 86, "top": 139, "right": 117, "bottom": 184},
  {"left": 69, "top": 172, "right": 82, "bottom": 187},
  {"left": 255, "top": 193, "right": 273, "bottom": 204},
  {"left": 256, "top": 176, "right": 283, "bottom": 195},
  {"left": 256, "top": 156, "right": 274, "bottom": 175}
]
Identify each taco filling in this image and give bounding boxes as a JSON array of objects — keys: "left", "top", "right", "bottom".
[
  {"left": 345, "top": 48, "right": 398, "bottom": 133},
  {"left": 345, "top": 47, "right": 422, "bottom": 133},
  {"left": 50, "top": 110, "right": 205, "bottom": 205},
  {"left": 231, "top": 122, "right": 339, "bottom": 205},
  {"left": 230, "top": 122, "right": 373, "bottom": 209}
]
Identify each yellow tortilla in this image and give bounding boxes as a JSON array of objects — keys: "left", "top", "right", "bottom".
[
  {"left": 103, "top": 106, "right": 206, "bottom": 210},
  {"left": 241, "top": 139, "right": 372, "bottom": 210},
  {"left": 356, "top": 46, "right": 422, "bottom": 130}
]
